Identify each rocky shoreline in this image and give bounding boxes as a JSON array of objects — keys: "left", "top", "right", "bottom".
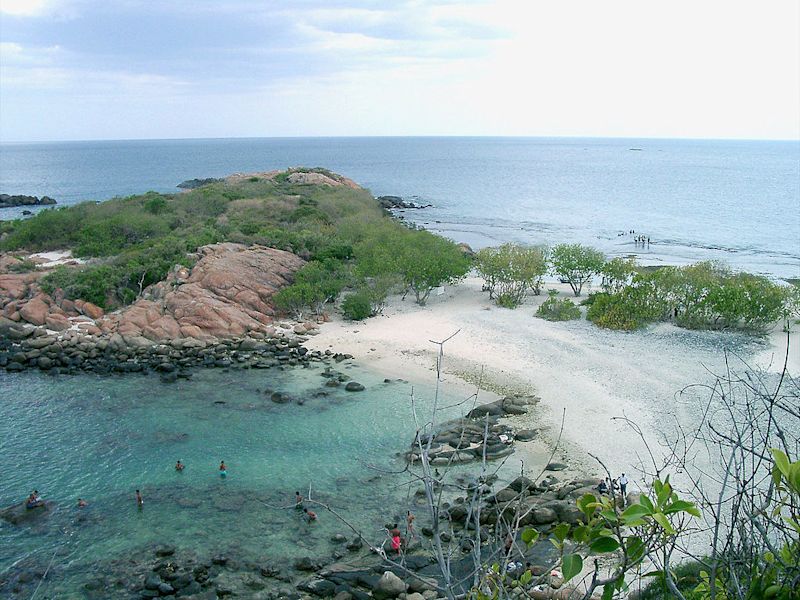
[{"left": 0, "top": 194, "right": 57, "bottom": 209}]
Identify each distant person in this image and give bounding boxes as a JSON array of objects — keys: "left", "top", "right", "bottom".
[
  {"left": 303, "top": 507, "right": 317, "bottom": 522},
  {"left": 26, "top": 491, "right": 44, "bottom": 509},
  {"left": 619, "top": 473, "right": 629, "bottom": 497},
  {"left": 219, "top": 461, "right": 227, "bottom": 477},
  {"left": 77, "top": 498, "right": 88, "bottom": 508},
  {"left": 135, "top": 489, "right": 143, "bottom": 507},
  {"left": 295, "top": 491, "right": 303, "bottom": 508},
  {"left": 391, "top": 532, "right": 402, "bottom": 555},
  {"left": 597, "top": 479, "right": 608, "bottom": 494},
  {"left": 175, "top": 460, "right": 185, "bottom": 472},
  {"left": 389, "top": 523, "right": 401, "bottom": 538},
  {"left": 406, "top": 510, "right": 415, "bottom": 537}
]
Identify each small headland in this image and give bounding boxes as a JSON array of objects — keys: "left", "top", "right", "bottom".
[{"left": 0, "top": 194, "right": 57, "bottom": 210}]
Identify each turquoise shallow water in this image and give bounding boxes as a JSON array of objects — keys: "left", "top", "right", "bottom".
[{"left": 0, "top": 363, "right": 470, "bottom": 596}]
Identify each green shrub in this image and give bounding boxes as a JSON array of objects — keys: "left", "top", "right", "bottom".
[
  {"left": 551, "top": 243, "right": 606, "bottom": 296},
  {"left": 536, "top": 293, "right": 581, "bottom": 321},
  {"left": 475, "top": 243, "right": 548, "bottom": 308},
  {"left": 341, "top": 291, "right": 373, "bottom": 320}
]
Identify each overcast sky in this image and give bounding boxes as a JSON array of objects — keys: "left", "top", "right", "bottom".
[{"left": 1, "top": 0, "right": 798, "bottom": 142}]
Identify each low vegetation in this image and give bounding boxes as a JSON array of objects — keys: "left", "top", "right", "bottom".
[
  {"left": 474, "top": 243, "right": 547, "bottom": 308},
  {"left": 536, "top": 290, "right": 581, "bottom": 321},
  {"left": 0, "top": 171, "right": 470, "bottom": 313}
]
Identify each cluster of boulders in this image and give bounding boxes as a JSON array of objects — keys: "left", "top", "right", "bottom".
[
  {"left": 450, "top": 475, "right": 599, "bottom": 529},
  {"left": 376, "top": 196, "right": 432, "bottom": 210},
  {"left": 0, "top": 326, "right": 354, "bottom": 381},
  {"left": 407, "top": 396, "right": 538, "bottom": 465},
  {"left": 0, "top": 194, "right": 57, "bottom": 209}
]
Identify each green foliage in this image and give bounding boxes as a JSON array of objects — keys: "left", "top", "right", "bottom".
[
  {"left": 7, "top": 258, "right": 37, "bottom": 273},
  {"left": 355, "top": 227, "right": 470, "bottom": 305},
  {"left": 341, "top": 291, "right": 373, "bottom": 320},
  {"left": 536, "top": 291, "right": 581, "bottom": 321},
  {"left": 551, "top": 243, "right": 606, "bottom": 296},
  {"left": 143, "top": 194, "right": 170, "bottom": 215},
  {"left": 601, "top": 257, "right": 638, "bottom": 293},
  {"left": 588, "top": 263, "right": 789, "bottom": 333},
  {"left": 273, "top": 259, "right": 348, "bottom": 319},
  {"left": 474, "top": 243, "right": 548, "bottom": 308}
]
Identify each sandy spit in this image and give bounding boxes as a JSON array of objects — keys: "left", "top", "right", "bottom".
[{"left": 306, "top": 277, "right": 799, "bottom": 492}]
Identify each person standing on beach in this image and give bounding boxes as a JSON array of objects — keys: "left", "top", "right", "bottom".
[{"left": 619, "top": 473, "right": 628, "bottom": 498}]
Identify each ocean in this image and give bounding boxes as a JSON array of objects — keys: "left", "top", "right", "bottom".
[{"left": 1, "top": 136, "right": 798, "bottom": 278}]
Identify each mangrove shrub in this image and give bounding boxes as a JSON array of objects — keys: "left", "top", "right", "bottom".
[
  {"left": 474, "top": 243, "right": 548, "bottom": 308},
  {"left": 551, "top": 243, "right": 606, "bottom": 296}
]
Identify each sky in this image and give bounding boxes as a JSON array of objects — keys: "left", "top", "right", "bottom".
[{"left": 0, "top": 0, "right": 798, "bottom": 142}]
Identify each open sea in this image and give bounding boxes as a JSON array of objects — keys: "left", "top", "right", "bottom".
[
  {"left": 1, "top": 136, "right": 798, "bottom": 278},
  {"left": 0, "top": 136, "right": 799, "bottom": 596}
]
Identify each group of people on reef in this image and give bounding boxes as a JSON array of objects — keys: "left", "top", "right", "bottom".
[
  {"left": 597, "top": 472, "right": 629, "bottom": 499},
  {"left": 618, "top": 230, "right": 651, "bottom": 247}
]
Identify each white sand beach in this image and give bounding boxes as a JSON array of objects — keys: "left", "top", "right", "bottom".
[{"left": 306, "top": 277, "right": 799, "bottom": 490}]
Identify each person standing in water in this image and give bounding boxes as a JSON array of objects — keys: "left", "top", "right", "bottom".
[
  {"left": 295, "top": 491, "right": 303, "bottom": 508},
  {"left": 406, "top": 511, "right": 415, "bottom": 538},
  {"left": 135, "top": 489, "right": 143, "bottom": 507},
  {"left": 219, "top": 461, "right": 227, "bottom": 477},
  {"left": 175, "top": 460, "right": 185, "bottom": 472},
  {"left": 303, "top": 507, "right": 317, "bottom": 522}
]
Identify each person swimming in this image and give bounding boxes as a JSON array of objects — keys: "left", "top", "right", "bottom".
[
  {"left": 175, "top": 460, "right": 185, "bottom": 471},
  {"left": 303, "top": 507, "right": 317, "bottom": 522},
  {"left": 219, "top": 461, "right": 227, "bottom": 477},
  {"left": 77, "top": 498, "right": 88, "bottom": 508}
]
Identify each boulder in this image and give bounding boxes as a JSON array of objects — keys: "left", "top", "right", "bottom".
[
  {"left": 45, "top": 314, "right": 70, "bottom": 331},
  {"left": 344, "top": 381, "right": 365, "bottom": 392},
  {"left": 515, "top": 429, "right": 537, "bottom": 441},
  {"left": 19, "top": 296, "right": 50, "bottom": 326},
  {"left": 373, "top": 571, "right": 407, "bottom": 599}
]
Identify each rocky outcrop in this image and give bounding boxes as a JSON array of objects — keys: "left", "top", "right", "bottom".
[
  {"left": 103, "top": 243, "right": 304, "bottom": 343},
  {"left": 224, "top": 168, "right": 361, "bottom": 190},
  {"left": 376, "top": 195, "right": 432, "bottom": 210},
  {"left": 0, "top": 243, "right": 313, "bottom": 375},
  {"left": 0, "top": 194, "right": 57, "bottom": 209},
  {"left": 176, "top": 177, "right": 222, "bottom": 189}
]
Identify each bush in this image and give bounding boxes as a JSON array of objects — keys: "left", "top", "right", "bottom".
[
  {"left": 551, "top": 243, "right": 606, "bottom": 296},
  {"left": 475, "top": 243, "right": 548, "bottom": 308},
  {"left": 341, "top": 291, "right": 373, "bottom": 320},
  {"left": 8, "top": 258, "right": 37, "bottom": 273},
  {"left": 536, "top": 293, "right": 581, "bottom": 321},
  {"left": 355, "top": 227, "right": 470, "bottom": 305},
  {"left": 600, "top": 257, "right": 637, "bottom": 294}
]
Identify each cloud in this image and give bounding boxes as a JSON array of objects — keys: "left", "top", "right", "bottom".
[{"left": 0, "top": 0, "right": 78, "bottom": 18}]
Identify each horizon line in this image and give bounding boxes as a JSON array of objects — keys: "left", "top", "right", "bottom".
[{"left": 2, "top": 133, "right": 799, "bottom": 145}]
